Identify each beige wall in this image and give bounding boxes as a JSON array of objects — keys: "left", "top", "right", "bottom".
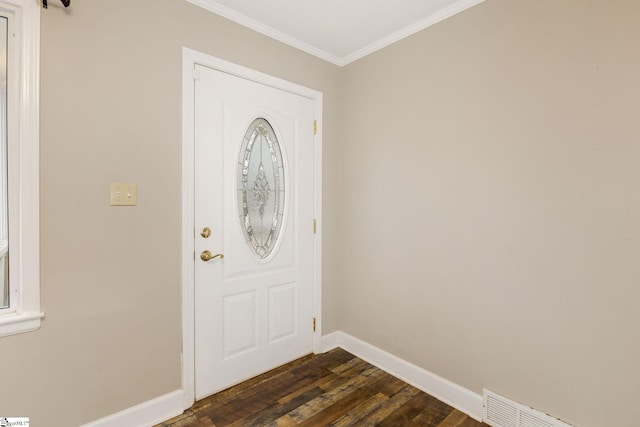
[
  {"left": 339, "top": 1, "right": 640, "bottom": 426},
  {"left": 0, "top": 1, "right": 341, "bottom": 425},
  {"left": 1, "top": 0, "right": 638, "bottom": 426}
]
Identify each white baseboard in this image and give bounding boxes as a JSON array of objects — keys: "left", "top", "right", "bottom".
[
  {"left": 320, "top": 330, "right": 342, "bottom": 352},
  {"left": 81, "top": 333, "right": 482, "bottom": 426},
  {"left": 321, "top": 331, "right": 483, "bottom": 421},
  {"left": 80, "top": 389, "right": 185, "bottom": 427}
]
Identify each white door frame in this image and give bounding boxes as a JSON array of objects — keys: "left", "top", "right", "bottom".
[{"left": 180, "top": 47, "right": 323, "bottom": 409}]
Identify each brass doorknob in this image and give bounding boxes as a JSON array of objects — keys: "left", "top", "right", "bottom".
[{"left": 200, "top": 250, "right": 224, "bottom": 261}]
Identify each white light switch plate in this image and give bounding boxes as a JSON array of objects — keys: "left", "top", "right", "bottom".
[{"left": 110, "top": 182, "right": 137, "bottom": 206}]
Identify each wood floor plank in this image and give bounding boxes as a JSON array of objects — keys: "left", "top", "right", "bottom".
[
  {"left": 276, "top": 365, "right": 335, "bottom": 404},
  {"left": 438, "top": 409, "right": 475, "bottom": 427},
  {"left": 328, "top": 392, "right": 389, "bottom": 427},
  {"left": 354, "top": 384, "right": 422, "bottom": 426},
  {"left": 458, "top": 417, "right": 486, "bottom": 427},
  {"left": 161, "top": 414, "right": 215, "bottom": 427},
  {"left": 408, "top": 396, "right": 455, "bottom": 426},
  {"left": 199, "top": 356, "right": 333, "bottom": 424},
  {"left": 329, "top": 355, "right": 366, "bottom": 375},
  {"left": 158, "top": 413, "right": 199, "bottom": 427},
  {"left": 201, "top": 370, "right": 319, "bottom": 426},
  {"left": 376, "top": 391, "right": 437, "bottom": 427},
  {"left": 300, "top": 347, "right": 355, "bottom": 372},
  {"left": 295, "top": 388, "right": 373, "bottom": 427},
  {"left": 276, "top": 375, "right": 332, "bottom": 405},
  {"left": 272, "top": 414, "right": 297, "bottom": 426},
  {"left": 228, "top": 387, "right": 325, "bottom": 427},
  {"left": 195, "top": 373, "right": 290, "bottom": 417},
  {"left": 284, "top": 365, "right": 384, "bottom": 422},
  {"left": 363, "top": 374, "right": 407, "bottom": 398},
  {"left": 317, "top": 360, "right": 373, "bottom": 392},
  {"left": 155, "top": 348, "right": 489, "bottom": 427}
]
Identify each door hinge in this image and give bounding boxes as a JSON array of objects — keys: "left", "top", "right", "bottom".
[
  {"left": 313, "top": 219, "right": 317, "bottom": 234},
  {"left": 313, "top": 120, "right": 317, "bottom": 135},
  {"left": 313, "top": 317, "right": 316, "bottom": 332},
  {"left": 193, "top": 68, "right": 200, "bottom": 81}
]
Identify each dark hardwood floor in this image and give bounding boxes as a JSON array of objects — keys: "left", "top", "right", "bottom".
[{"left": 157, "top": 348, "right": 486, "bottom": 426}]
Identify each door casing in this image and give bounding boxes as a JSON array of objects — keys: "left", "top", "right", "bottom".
[{"left": 181, "top": 48, "right": 323, "bottom": 409}]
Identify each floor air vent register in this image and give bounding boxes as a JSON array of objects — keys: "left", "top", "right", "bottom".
[{"left": 483, "top": 389, "right": 573, "bottom": 427}]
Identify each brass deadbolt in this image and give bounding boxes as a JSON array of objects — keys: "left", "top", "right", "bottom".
[{"left": 201, "top": 227, "right": 212, "bottom": 238}]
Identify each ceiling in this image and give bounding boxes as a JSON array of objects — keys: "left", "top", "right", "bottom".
[{"left": 186, "top": 0, "right": 485, "bottom": 66}]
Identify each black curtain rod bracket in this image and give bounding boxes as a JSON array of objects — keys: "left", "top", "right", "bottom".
[{"left": 43, "top": 0, "right": 71, "bottom": 9}]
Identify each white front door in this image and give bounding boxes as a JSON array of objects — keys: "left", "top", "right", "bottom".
[{"left": 193, "top": 63, "right": 317, "bottom": 399}]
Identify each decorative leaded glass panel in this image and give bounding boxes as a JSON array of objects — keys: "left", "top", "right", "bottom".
[{"left": 236, "top": 118, "right": 285, "bottom": 259}]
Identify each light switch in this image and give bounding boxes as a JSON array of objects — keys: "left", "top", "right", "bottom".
[{"left": 110, "top": 182, "right": 137, "bottom": 206}]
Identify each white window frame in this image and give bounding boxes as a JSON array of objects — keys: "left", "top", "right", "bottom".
[{"left": 0, "top": 0, "right": 42, "bottom": 337}]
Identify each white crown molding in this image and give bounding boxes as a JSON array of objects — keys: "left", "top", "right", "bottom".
[
  {"left": 185, "top": 0, "right": 485, "bottom": 67},
  {"left": 340, "top": 0, "right": 486, "bottom": 65},
  {"left": 185, "top": 0, "right": 343, "bottom": 65}
]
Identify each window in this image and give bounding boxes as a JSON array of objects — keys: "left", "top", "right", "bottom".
[
  {"left": 0, "top": 0, "right": 42, "bottom": 337},
  {"left": 236, "top": 118, "right": 286, "bottom": 259}
]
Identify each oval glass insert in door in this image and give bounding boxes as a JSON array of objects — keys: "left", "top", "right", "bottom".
[{"left": 236, "top": 118, "right": 286, "bottom": 259}]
